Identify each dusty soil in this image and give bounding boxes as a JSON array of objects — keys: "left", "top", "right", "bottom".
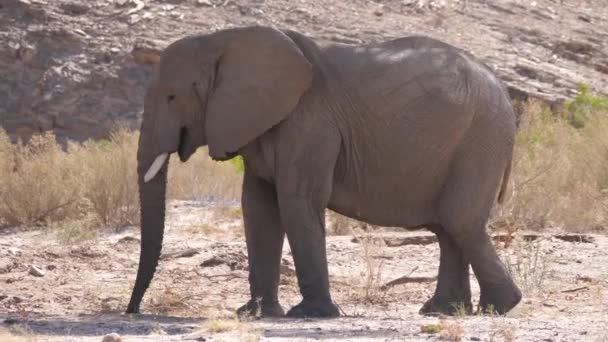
[
  {"left": 2, "top": 0, "right": 608, "bottom": 142},
  {"left": 1, "top": 200, "right": 607, "bottom": 341}
]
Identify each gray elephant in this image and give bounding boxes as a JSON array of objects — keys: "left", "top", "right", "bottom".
[{"left": 125, "top": 26, "right": 521, "bottom": 318}]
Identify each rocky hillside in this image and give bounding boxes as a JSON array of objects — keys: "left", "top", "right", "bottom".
[{"left": 1, "top": 0, "right": 607, "bottom": 142}]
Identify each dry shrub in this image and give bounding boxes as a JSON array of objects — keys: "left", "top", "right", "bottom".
[
  {"left": 147, "top": 286, "right": 194, "bottom": 315},
  {"left": 0, "top": 126, "right": 243, "bottom": 233},
  {"left": 168, "top": 147, "right": 242, "bottom": 201},
  {"left": 352, "top": 228, "right": 389, "bottom": 304},
  {"left": 74, "top": 128, "right": 140, "bottom": 228},
  {"left": 493, "top": 97, "right": 608, "bottom": 232},
  {"left": 489, "top": 319, "right": 517, "bottom": 342},
  {"left": 203, "top": 316, "right": 261, "bottom": 342},
  {"left": 501, "top": 237, "right": 551, "bottom": 295},
  {"left": 420, "top": 320, "right": 464, "bottom": 342},
  {"left": 327, "top": 211, "right": 358, "bottom": 235},
  {"left": 438, "top": 320, "right": 464, "bottom": 342},
  {"left": 0, "top": 130, "right": 80, "bottom": 226}
]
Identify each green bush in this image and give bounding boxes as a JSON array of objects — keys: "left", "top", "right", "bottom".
[
  {"left": 229, "top": 155, "right": 245, "bottom": 174},
  {"left": 563, "top": 84, "right": 608, "bottom": 129}
]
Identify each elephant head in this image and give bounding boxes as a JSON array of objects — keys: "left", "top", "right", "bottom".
[{"left": 126, "top": 26, "right": 313, "bottom": 313}]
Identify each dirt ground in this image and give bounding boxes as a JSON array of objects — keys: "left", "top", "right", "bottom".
[{"left": 1, "top": 200, "right": 607, "bottom": 341}]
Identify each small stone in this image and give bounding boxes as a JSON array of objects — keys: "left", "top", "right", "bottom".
[
  {"left": 102, "top": 333, "right": 122, "bottom": 342},
  {"left": 29, "top": 266, "right": 45, "bottom": 277},
  {"left": 197, "top": 0, "right": 213, "bottom": 6},
  {"left": 8, "top": 247, "right": 21, "bottom": 256}
]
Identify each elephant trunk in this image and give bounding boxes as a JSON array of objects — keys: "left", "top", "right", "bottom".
[{"left": 126, "top": 132, "right": 170, "bottom": 314}]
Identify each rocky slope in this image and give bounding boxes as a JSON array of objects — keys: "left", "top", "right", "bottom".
[{"left": 1, "top": 0, "right": 607, "bottom": 142}]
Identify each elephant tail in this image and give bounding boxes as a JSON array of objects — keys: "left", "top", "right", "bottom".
[{"left": 497, "top": 160, "right": 511, "bottom": 204}]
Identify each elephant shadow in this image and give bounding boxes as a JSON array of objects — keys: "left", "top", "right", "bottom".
[
  {"left": 1, "top": 313, "right": 202, "bottom": 337},
  {"left": 3, "top": 314, "right": 405, "bottom": 339}
]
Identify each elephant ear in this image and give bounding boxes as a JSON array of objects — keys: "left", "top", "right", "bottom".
[{"left": 205, "top": 27, "right": 313, "bottom": 160}]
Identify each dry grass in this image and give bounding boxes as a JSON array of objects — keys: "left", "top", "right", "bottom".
[
  {"left": 501, "top": 237, "right": 552, "bottom": 295},
  {"left": 0, "top": 127, "right": 242, "bottom": 236},
  {"left": 489, "top": 319, "right": 517, "bottom": 342},
  {"left": 0, "top": 131, "right": 81, "bottom": 226},
  {"left": 351, "top": 228, "right": 390, "bottom": 305},
  {"left": 75, "top": 129, "right": 140, "bottom": 228},
  {"left": 167, "top": 149, "right": 241, "bottom": 201},
  {"left": 420, "top": 320, "right": 464, "bottom": 342},
  {"left": 493, "top": 91, "right": 608, "bottom": 233},
  {"left": 0, "top": 326, "right": 36, "bottom": 342},
  {"left": 203, "top": 316, "right": 261, "bottom": 342},
  {"left": 327, "top": 211, "right": 357, "bottom": 235},
  {"left": 2, "top": 86, "right": 608, "bottom": 235},
  {"left": 438, "top": 320, "right": 464, "bottom": 342}
]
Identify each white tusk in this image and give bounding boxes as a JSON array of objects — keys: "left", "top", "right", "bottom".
[{"left": 144, "top": 153, "right": 169, "bottom": 183}]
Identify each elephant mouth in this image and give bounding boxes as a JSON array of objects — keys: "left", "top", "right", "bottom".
[{"left": 177, "top": 126, "right": 194, "bottom": 162}]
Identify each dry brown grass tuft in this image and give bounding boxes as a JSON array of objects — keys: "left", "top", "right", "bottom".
[
  {"left": 74, "top": 128, "right": 140, "bottom": 228},
  {"left": 146, "top": 286, "right": 197, "bottom": 316},
  {"left": 168, "top": 148, "right": 242, "bottom": 201},
  {"left": 352, "top": 228, "right": 390, "bottom": 305},
  {"left": 327, "top": 211, "right": 358, "bottom": 235},
  {"left": 203, "top": 316, "right": 261, "bottom": 342},
  {"left": 421, "top": 320, "right": 464, "bottom": 342},
  {"left": 501, "top": 237, "right": 552, "bottom": 295},
  {"left": 493, "top": 98, "right": 608, "bottom": 233},
  {"left": 438, "top": 319, "right": 464, "bottom": 342},
  {"left": 489, "top": 319, "right": 517, "bottom": 342}
]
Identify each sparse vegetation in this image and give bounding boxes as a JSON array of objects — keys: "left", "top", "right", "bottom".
[
  {"left": 327, "top": 211, "right": 357, "bottom": 235},
  {"left": 501, "top": 238, "right": 552, "bottom": 295},
  {"left": 493, "top": 88, "right": 608, "bottom": 233},
  {"left": 420, "top": 323, "right": 441, "bottom": 334},
  {"left": 489, "top": 319, "right": 517, "bottom": 342},
  {"left": 1, "top": 85, "right": 608, "bottom": 237},
  {"left": 167, "top": 148, "right": 241, "bottom": 201},
  {"left": 420, "top": 320, "right": 464, "bottom": 342},
  {"left": 438, "top": 320, "right": 464, "bottom": 342},
  {"left": 0, "top": 127, "right": 241, "bottom": 235},
  {"left": 203, "top": 316, "right": 261, "bottom": 342},
  {"left": 354, "top": 228, "right": 389, "bottom": 305}
]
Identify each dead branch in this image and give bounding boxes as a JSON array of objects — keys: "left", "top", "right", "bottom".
[
  {"left": 160, "top": 248, "right": 201, "bottom": 260},
  {"left": 561, "top": 286, "right": 589, "bottom": 293}
]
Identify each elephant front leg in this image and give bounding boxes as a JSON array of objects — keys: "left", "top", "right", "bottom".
[
  {"left": 278, "top": 193, "right": 339, "bottom": 318},
  {"left": 237, "top": 172, "right": 286, "bottom": 318}
]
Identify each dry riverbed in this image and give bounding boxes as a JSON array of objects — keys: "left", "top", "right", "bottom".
[{"left": 1, "top": 200, "right": 607, "bottom": 341}]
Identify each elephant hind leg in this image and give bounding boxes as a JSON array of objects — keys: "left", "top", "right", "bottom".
[
  {"left": 420, "top": 224, "right": 472, "bottom": 316},
  {"left": 436, "top": 140, "right": 521, "bottom": 315}
]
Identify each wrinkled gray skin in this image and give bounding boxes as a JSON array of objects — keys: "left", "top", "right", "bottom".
[{"left": 126, "top": 26, "right": 521, "bottom": 318}]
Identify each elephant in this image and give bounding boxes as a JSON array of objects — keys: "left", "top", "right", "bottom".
[{"left": 125, "top": 25, "right": 521, "bottom": 318}]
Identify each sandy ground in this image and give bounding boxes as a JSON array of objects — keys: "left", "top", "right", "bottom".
[{"left": 1, "top": 200, "right": 607, "bottom": 341}]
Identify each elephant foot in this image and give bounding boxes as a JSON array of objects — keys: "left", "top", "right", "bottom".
[
  {"left": 286, "top": 299, "right": 340, "bottom": 318},
  {"left": 479, "top": 281, "right": 522, "bottom": 315},
  {"left": 419, "top": 297, "right": 473, "bottom": 316},
  {"left": 236, "top": 298, "right": 285, "bottom": 318}
]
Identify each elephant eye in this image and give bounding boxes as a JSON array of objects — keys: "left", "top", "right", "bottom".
[{"left": 167, "top": 94, "right": 176, "bottom": 102}]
